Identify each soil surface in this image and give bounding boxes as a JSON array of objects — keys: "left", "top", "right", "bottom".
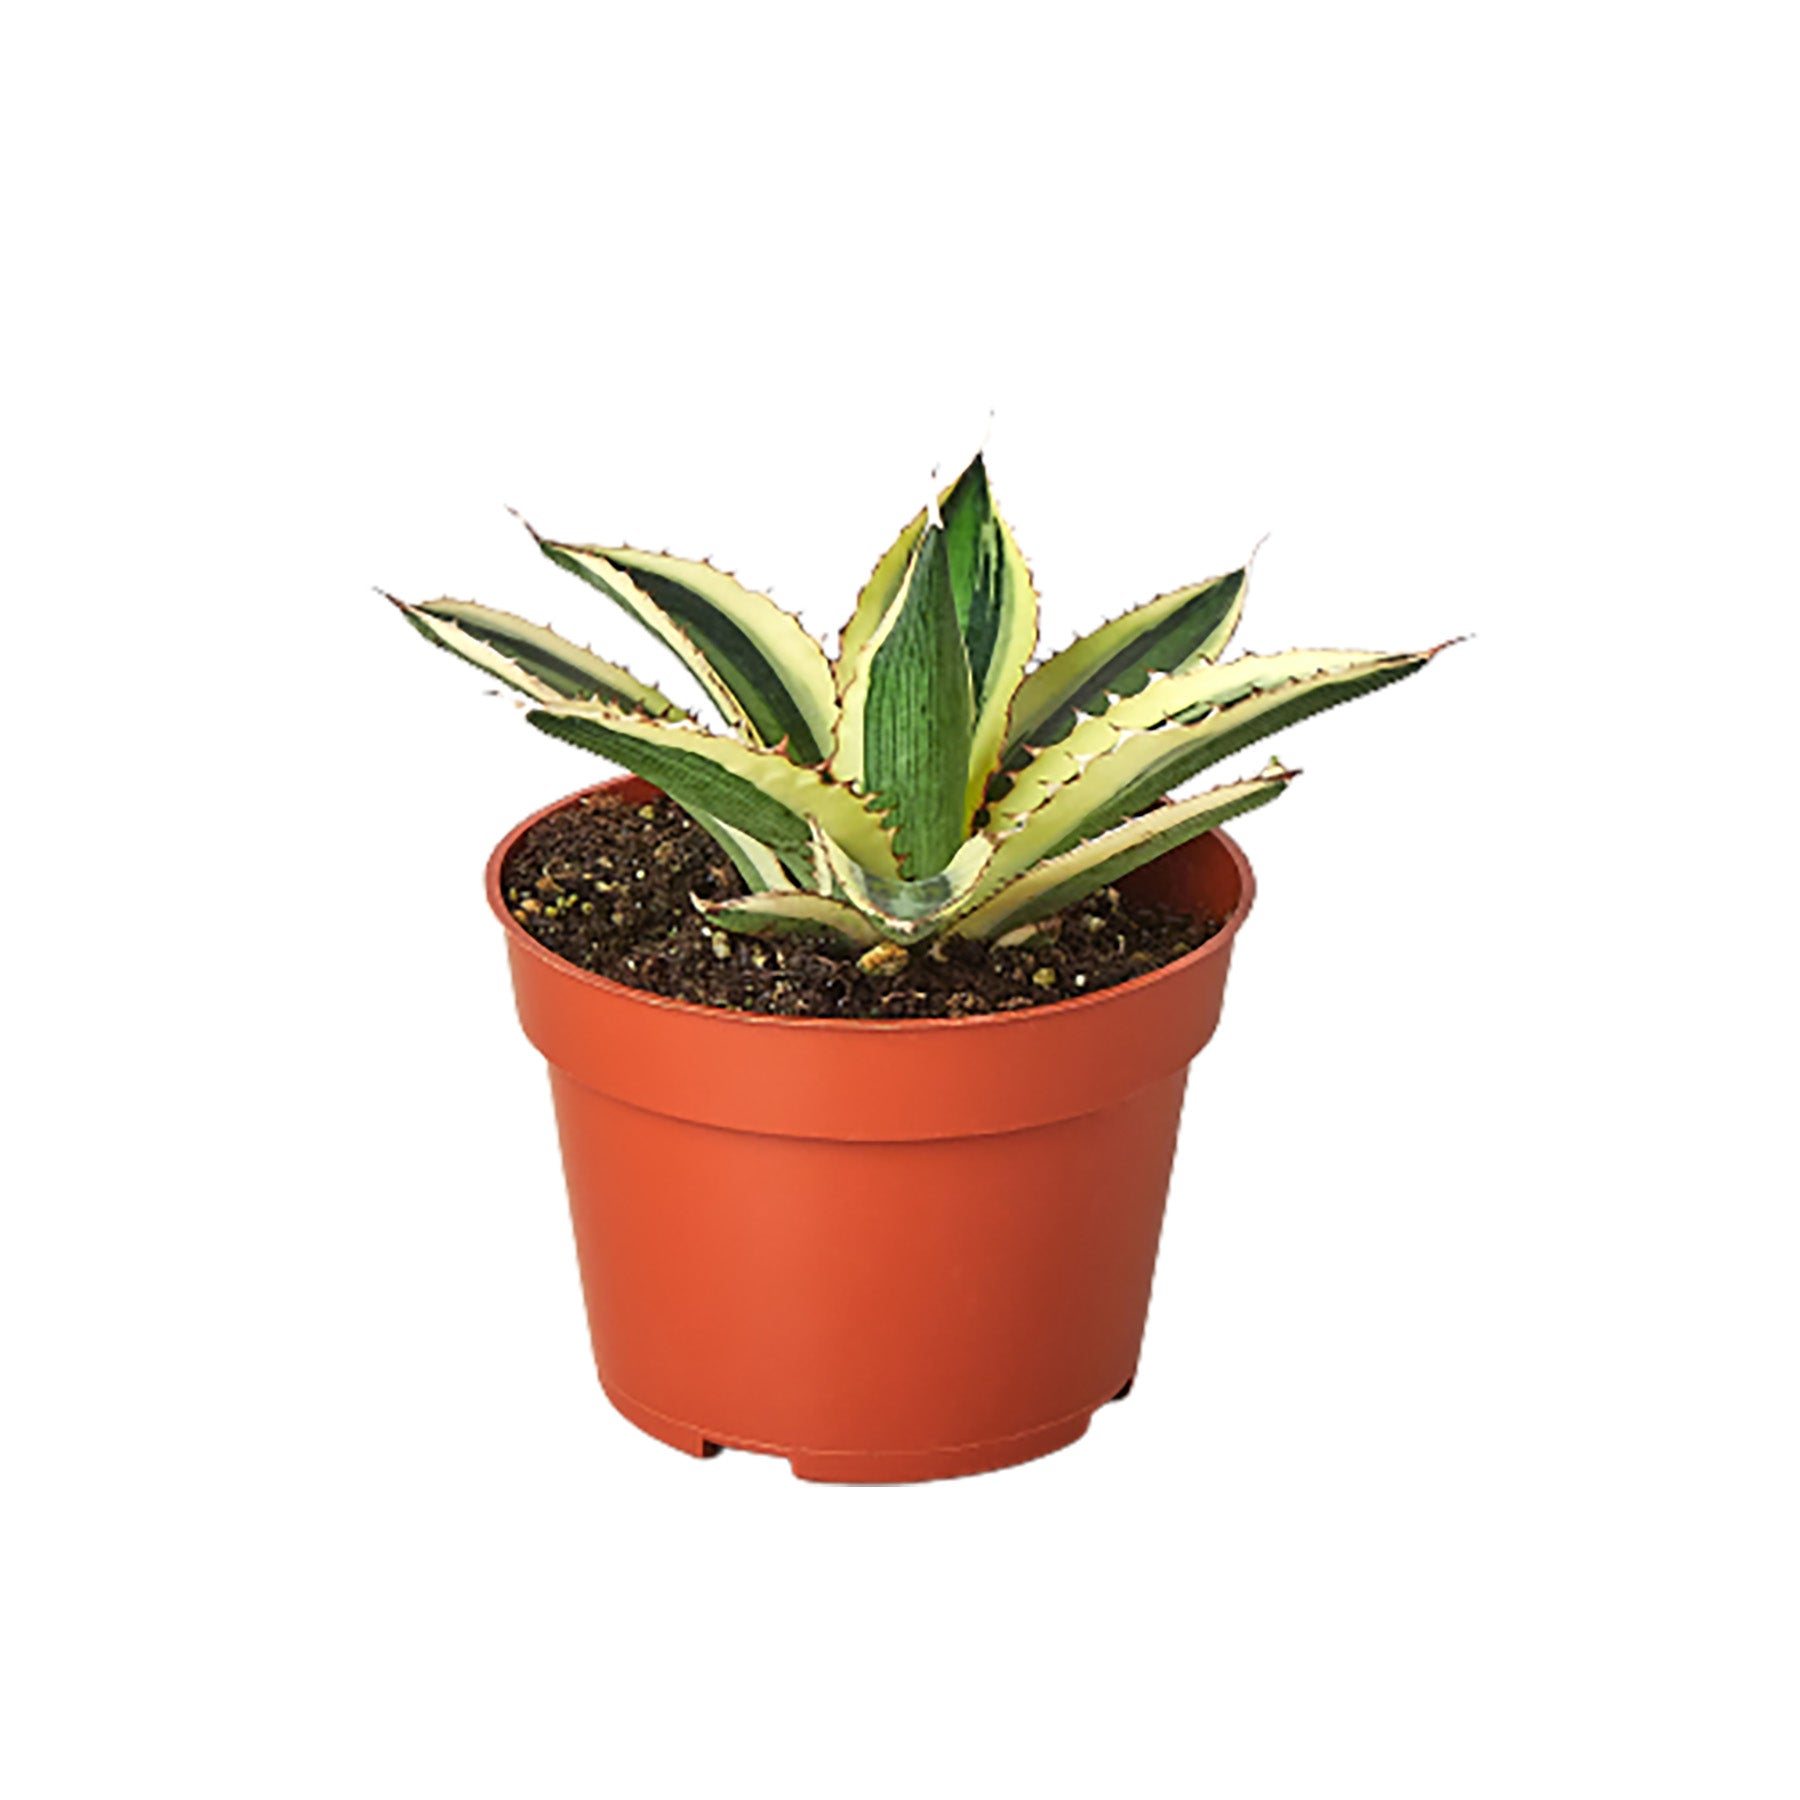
[{"left": 499, "top": 791, "right": 1222, "bottom": 1020}]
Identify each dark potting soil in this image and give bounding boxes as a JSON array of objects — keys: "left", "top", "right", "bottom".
[{"left": 499, "top": 792, "right": 1223, "bottom": 1020}]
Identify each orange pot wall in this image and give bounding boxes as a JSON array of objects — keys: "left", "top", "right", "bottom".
[{"left": 489, "top": 779, "right": 1257, "bottom": 1483}]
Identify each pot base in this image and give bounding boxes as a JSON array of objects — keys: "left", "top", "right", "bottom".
[{"left": 601, "top": 1377, "right": 1138, "bottom": 1483}]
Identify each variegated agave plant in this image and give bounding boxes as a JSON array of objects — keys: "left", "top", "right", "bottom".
[{"left": 391, "top": 455, "right": 1441, "bottom": 949}]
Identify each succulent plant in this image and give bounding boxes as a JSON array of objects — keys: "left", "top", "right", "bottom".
[{"left": 391, "top": 454, "right": 1443, "bottom": 948}]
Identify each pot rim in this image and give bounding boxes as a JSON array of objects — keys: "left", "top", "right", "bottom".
[{"left": 485, "top": 777, "right": 1256, "bottom": 1035}]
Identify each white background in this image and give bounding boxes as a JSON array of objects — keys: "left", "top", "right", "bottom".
[{"left": 3, "top": 3, "right": 1794, "bottom": 1794}]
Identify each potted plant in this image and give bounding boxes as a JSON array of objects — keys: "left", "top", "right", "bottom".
[{"left": 391, "top": 453, "right": 1443, "bottom": 1482}]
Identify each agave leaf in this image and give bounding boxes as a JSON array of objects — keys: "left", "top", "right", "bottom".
[
  {"left": 696, "top": 888, "right": 885, "bottom": 950},
  {"left": 526, "top": 703, "right": 902, "bottom": 879},
  {"left": 831, "top": 526, "right": 975, "bottom": 879},
  {"left": 1001, "top": 567, "right": 1247, "bottom": 763},
  {"left": 835, "top": 505, "right": 929, "bottom": 694},
  {"left": 812, "top": 825, "right": 995, "bottom": 944},
  {"left": 391, "top": 596, "right": 685, "bottom": 715},
  {"left": 992, "top": 647, "right": 1440, "bottom": 848},
  {"left": 684, "top": 806, "right": 788, "bottom": 892},
  {"left": 955, "top": 767, "right": 1296, "bottom": 940},
  {"left": 938, "top": 454, "right": 1039, "bottom": 825},
  {"left": 534, "top": 534, "right": 837, "bottom": 764}
]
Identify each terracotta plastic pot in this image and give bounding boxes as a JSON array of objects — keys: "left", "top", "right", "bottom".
[{"left": 488, "top": 776, "right": 1257, "bottom": 1483}]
